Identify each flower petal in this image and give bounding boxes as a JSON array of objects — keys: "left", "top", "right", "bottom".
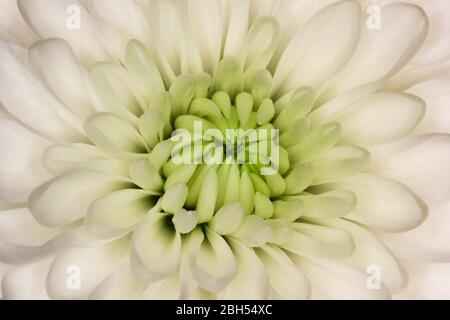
[
  {"left": 0, "top": 0, "right": 37, "bottom": 45},
  {"left": 336, "top": 93, "right": 425, "bottom": 146},
  {"left": 327, "top": 219, "right": 407, "bottom": 294},
  {"left": 85, "top": 189, "right": 156, "bottom": 238},
  {"left": 184, "top": 0, "right": 223, "bottom": 74},
  {"left": 273, "top": 0, "right": 361, "bottom": 95},
  {"left": 406, "top": 78, "right": 450, "bottom": 135},
  {"left": 0, "top": 40, "right": 85, "bottom": 142},
  {"left": 0, "top": 207, "right": 60, "bottom": 246},
  {"left": 29, "top": 170, "right": 130, "bottom": 227},
  {"left": 18, "top": 0, "right": 114, "bottom": 66},
  {"left": 90, "top": 265, "right": 145, "bottom": 300},
  {"left": 1, "top": 258, "right": 51, "bottom": 300},
  {"left": 132, "top": 212, "right": 182, "bottom": 281},
  {"left": 256, "top": 245, "right": 310, "bottom": 299},
  {"left": 369, "top": 135, "right": 450, "bottom": 205},
  {"left": 0, "top": 118, "right": 51, "bottom": 202},
  {"left": 84, "top": 112, "right": 147, "bottom": 154},
  {"left": 187, "top": 228, "right": 236, "bottom": 293},
  {"left": 394, "top": 259, "right": 450, "bottom": 299},
  {"left": 46, "top": 238, "right": 129, "bottom": 299},
  {"left": 29, "top": 38, "right": 95, "bottom": 119},
  {"left": 293, "top": 257, "right": 391, "bottom": 299},
  {"left": 327, "top": 174, "right": 428, "bottom": 233},
  {"left": 220, "top": 239, "right": 269, "bottom": 300},
  {"left": 88, "top": 0, "right": 149, "bottom": 61},
  {"left": 321, "top": 3, "right": 428, "bottom": 100},
  {"left": 282, "top": 222, "right": 355, "bottom": 260},
  {"left": 379, "top": 200, "right": 450, "bottom": 263}
]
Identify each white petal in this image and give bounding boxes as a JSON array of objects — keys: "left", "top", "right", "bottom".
[
  {"left": 44, "top": 143, "right": 131, "bottom": 176},
  {"left": 85, "top": 189, "right": 156, "bottom": 238},
  {"left": 273, "top": 0, "right": 361, "bottom": 95},
  {"left": 0, "top": 118, "right": 51, "bottom": 202},
  {"left": 0, "top": 0, "right": 37, "bottom": 45},
  {"left": 239, "top": 17, "right": 279, "bottom": 77},
  {"left": 47, "top": 238, "right": 129, "bottom": 299},
  {"left": 0, "top": 40, "right": 85, "bottom": 142},
  {"left": 0, "top": 207, "right": 60, "bottom": 246},
  {"left": 124, "top": 40, "right": 165, "bottom": 105},
  {"left": 256, "top": 245, "right": 310, "bottom": 299},
  {"left": 0, "top": 228, "right": 94, "bottom": 264},
  {"left": 29, "top": 38, "right": 95, "bottom": 119},
  {"left": 222, "top": 0, "right": 250, "bottom": 57},
  {"left": 249, "top": 0, "right": 278, "bottom": 25},
  {"left": 326, "top": 219, "right": 407, "bottom": 294},
  {"left": 84, "top": 112, "right": 147, "bottom": 154},
  {"left": 270, "top": 0, "right": 342, "bottom": 66},
  {"left": 379, "top": 200, "right": 450, "bottom": 263},
  {"left": 29, "top": 170, "right": 130, "bottom": 227},
  {"left": 406, "top": 78, "right": 450, "bottom": 135},
  {"left": 394, "top": 259, "right": 450, "bottom": 300},
  {"left": 141, "top": 273, "right": 182, "bottom": 300},
  {"left": 90, "top": 265, "right": 145, "bottom": 300},
  {"left": 187, "top": 228, "right": 236, "bottom": 293},
  {"left": 132, "top": 212, "right": 182, "bottom": 281},
  {"left": 282, "top": 222, "right": 355, "bottom": 260},
  {"left": 328, "top": 174, "right": 427, "bottom": 233},
  {"left": 88, "top": 0, "right": 149, "bottom": 61},
  {"left": 369, "top": 135, "right": 450, "bottom": 206},
  {"left": 184, "top": 0, "right": 223, "bottom": 74},
  {"left": 321, "top": 3, "right": 428, "bottom": 100},
  {"left": 336, "top": 92, "right": 425, "bottom": 146},
  {"left": 18, "top": 0, "right": 114, "bottom": 66},
  {"left": 1, "top": 258, "right": 51, "bottom": 300},
  {"left": 220, "top": 240, "right": 269, "bottom": 300},
  {"left": 293, "top": 257, "right": 391, "bottom": 300}
]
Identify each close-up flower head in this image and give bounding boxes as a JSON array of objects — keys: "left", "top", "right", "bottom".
[{"left": 0, "top": 0, "right": 449, "bottom": 301}]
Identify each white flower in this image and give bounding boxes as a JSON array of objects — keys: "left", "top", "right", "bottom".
[{"left": 0, "top": 0, "right": 449, "bottom": 300}]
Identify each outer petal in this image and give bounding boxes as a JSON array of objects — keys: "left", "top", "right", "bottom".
[
  {"left": 336, "top": 93, "right": 425, "bottom": 146},
  {"left": 0, "top": 40, "right": 85, "bottom": 142},
  {"left": 394, "top": 259, "right": 450, "bottom": 300},
  {"left": 369, "top": 135, "right": 450, "bottom": 205},
  {"left": 46, "top": 238, "right": 129, "bottom": 299},
  {"left": 29, "top": 38, "right": 95, "bottom": 119},
  {"left": 293, "top": 257, "right": 391, "bottom": 300},
  {"left": 132, "top": 212, "right": 182, "bottom": 282},
  {"left": 88, "top": 0, "right": 150, "bottom": 61},
  {"left": 0, "top": 0, "right": 37, "bottom": 45},
  {"left": 327, "top": 174, "right": 428, "bottom": 233},
  {"left": 1, "top": 258, "right": 51, "bottom": 300},
  {"left": 321, "top": 3, "right": 428, "bottom": 101},
  {"left": 18, "top": 0, "right": 114, "bottom": 66},
  {"left": 326, "top": 219, "right": 407, "bottom": 294},
  {"left": 273, "top": 0, "right": 361, "bottom": 95},
  {"left": 379, "top": 200, "right": 450, "bottom": 262},
  {"left": 256, "top": 245, "right": 310, "bottom": 299},
  {"left": 0, "top": 119, "right": 51, "bottom": 202},
  {"left": 0, "top": 207, "right": 60, "bottom": 246},
  {"left": 29, "top": 170, "right": 130, "bottom": 227},
  {"left": 184, "top": 0, "right": 223, "bottom": 74},
  {"left": 220, "top": 239, "right": 269, "bottom": 300},
  {"left": 406, "top": 78, "right": 450, "bottom": 135}
]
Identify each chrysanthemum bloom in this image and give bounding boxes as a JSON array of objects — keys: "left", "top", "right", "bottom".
[{"left": 0, "top": 0, "right": 449, "bottom": 300}]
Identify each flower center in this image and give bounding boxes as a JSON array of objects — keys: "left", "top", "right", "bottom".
[{"left": 76, "top": 52, "right": 368, "bottom": 248}]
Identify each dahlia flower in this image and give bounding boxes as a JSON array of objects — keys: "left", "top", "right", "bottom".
[{"left": 0, "top": 0, "right": 449, "bottom": 300}]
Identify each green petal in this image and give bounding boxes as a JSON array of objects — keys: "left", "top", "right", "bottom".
[
  {"left": 196, "top": 168, "right": 218, "bottom": 223},
  {"left": 161, "top": 184, "right": 189, "bottom": 214},
  {"left": 209, "top": 202, "right": 244, "bottom": 235},
  {"left": 254, "top": 192, "right": 274, "bottom": 219}
]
